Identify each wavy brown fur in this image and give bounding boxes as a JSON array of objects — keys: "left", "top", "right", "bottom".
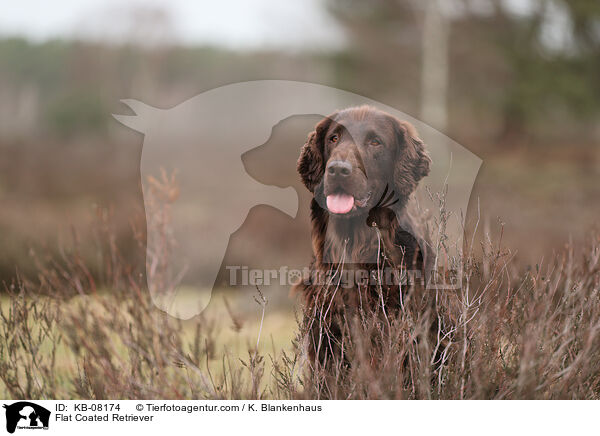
[{"left": 294, "top": 106, "right": 432, "bottom": 370}]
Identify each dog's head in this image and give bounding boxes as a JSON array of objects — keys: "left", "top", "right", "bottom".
[{"left": 297, "top": 105, "right": 431, "bottom": 217}]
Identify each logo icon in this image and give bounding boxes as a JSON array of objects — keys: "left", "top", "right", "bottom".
[{"left": 3, "top": 402, "right": 50, "bottom": 434}]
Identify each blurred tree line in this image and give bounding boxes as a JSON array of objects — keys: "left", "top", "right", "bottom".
[
  {"left": 327, "top": 0, "right": 600, "bottom": 143},
  {"left": 0, "top": 0, "right": 598, "bottom": 147}
]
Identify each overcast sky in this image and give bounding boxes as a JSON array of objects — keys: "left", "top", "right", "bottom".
[
  {"left": 0, "top": 0, "right": 346, "bottom": 49},
  {"left": 0, "top": 0, "right": 570, "bottom": 52}
]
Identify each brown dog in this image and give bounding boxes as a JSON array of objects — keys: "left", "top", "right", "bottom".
[{"left": 295, "top": 105, "right": 432, "bottom": 367}]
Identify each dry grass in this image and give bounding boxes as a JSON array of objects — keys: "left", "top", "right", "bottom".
[{"left": 1, "top": 174, "right": 599, "bottom": 399}]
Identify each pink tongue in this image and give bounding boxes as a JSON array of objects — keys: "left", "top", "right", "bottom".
[{"left": 326, "top": 194, "right": 355, "bottom": 214}]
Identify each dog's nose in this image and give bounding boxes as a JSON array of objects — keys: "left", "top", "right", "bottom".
[{"left": 326, "top": 160, "right": 352, "bottom": 177}]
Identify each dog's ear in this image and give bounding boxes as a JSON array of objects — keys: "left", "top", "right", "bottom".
[
  {"left": 393, "top": 119, "right": 431, "bottom": 197},
  {"left": 297, "top": 115, "right": 334, "bottom": 192}
]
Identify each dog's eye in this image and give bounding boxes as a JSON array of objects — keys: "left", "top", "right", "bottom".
[
  {"left": 329, "top": 134, "right": 339, "bottom": 143},
  {"left": 369, "top": 137, "right": 382, "bottom": 146}
]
